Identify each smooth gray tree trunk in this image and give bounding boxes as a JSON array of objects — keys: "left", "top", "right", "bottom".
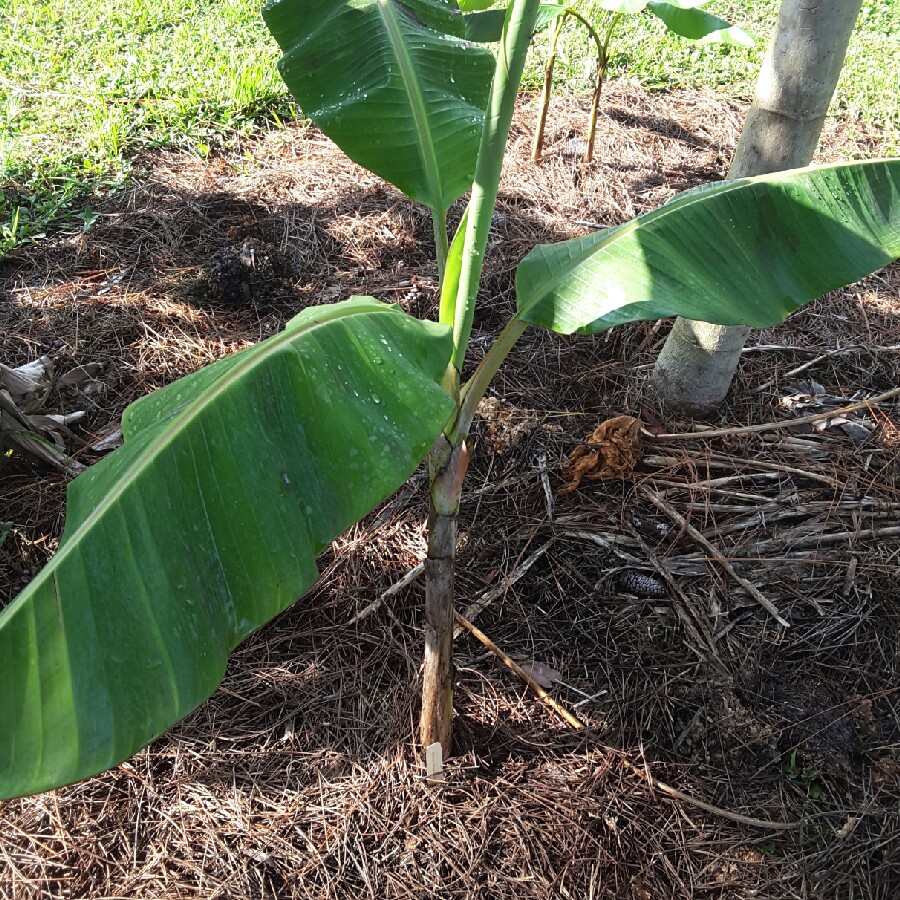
[{"left": 651, "top": 0, "right": 863, "bottom": 415}]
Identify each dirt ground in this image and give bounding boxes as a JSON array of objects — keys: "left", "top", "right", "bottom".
[{"left": 1, "top": 84, "right": 899, "bottom": 899}]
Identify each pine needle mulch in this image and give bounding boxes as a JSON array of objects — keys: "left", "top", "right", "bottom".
[{"left": 1, "top": 83, "right": 898, "bottom": 899}]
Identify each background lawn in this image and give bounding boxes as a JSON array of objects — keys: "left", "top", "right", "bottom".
[{"left": 1, "top": 0, "right": 897, "bottom": 253}]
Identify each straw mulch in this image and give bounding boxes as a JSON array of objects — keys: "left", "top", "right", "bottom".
[{"left": 1, "top": 83, "right": 898, "bottom": 899}]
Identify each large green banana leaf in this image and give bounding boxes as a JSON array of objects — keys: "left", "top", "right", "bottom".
[
  {"left": 0, "top": 298, "right": 454, "bottom": 799},
  {"left": 516, "top": 160, "right": 900, "bottom": 334},
  {"left": 463, "top": 0, "right": 748, "bottom": 45},
  {"left": 599, "top": 0, "right": 712, "bottom": 12},
  {"left": 263, "top": 0, "right": 494, "bottom": 213},
  {"left": 646, "top": 1, "right": 753, "bottom": 46}
]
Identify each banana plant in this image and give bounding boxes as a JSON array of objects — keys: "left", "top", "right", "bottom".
[
  {"left": 1, "top": 0, "right": 899, "bottom": 799},
  {"left": 459, "top": 0, "right": 753, "bottom": 163}
]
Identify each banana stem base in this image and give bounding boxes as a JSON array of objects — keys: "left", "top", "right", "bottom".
[
  {"left": 419, "top": 507, "right": 456, "bottom": 754},
  {"left": 419, "top": 439, "right": 470, "bottom": 754}
]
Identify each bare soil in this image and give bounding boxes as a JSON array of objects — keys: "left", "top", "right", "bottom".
[{"left": 1, "top": 84, "right": 899, "bottom": 899}]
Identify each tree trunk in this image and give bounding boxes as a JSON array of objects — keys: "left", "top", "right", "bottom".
[{"left": 651, "top": 0, "right": 863, "bottom": 415}]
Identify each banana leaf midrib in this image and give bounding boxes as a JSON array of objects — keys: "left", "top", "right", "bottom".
[{"left": 376, "top": 0, "right": 447, "bottom": 213}]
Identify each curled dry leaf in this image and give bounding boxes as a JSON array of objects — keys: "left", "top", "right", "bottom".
[
  {"left": 820, "top": 415, "right": 874, "bottom": 442},
  {"left": 780, "top": 379, "right": 829, "bottom": 409},
  {"left": 781, "top": 381, "right": 878, "bottom": 441},
  {"left": 834, "top": 816, "right": 860, "bottom": 839},
  {"left": 58, "top": 362, "right": 105, "bottom": 388},
  {"left": 560, "top": 415, "right": 643, "bottom": 494}
]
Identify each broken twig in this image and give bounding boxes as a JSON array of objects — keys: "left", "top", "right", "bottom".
[{"left": 454, "top": 611, "right": 584, "bottom": 730}]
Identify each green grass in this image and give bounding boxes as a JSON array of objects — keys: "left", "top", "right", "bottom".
[
  {"left": 1, "top": 0, "right": 897, "bottom": 254},
  {"left": 0, "top": 0, "right": 295, "bottom": 253}
]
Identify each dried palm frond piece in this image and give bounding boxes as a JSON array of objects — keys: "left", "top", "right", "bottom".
[
  {"left": 0, "top": 394, "right": 84, "bottom": 474},
  {"left": 0, "top": 356, "right": 54, "bottom": 410},
  {"left": 0, "top": 356, "right": 103, "bottom": 475}
]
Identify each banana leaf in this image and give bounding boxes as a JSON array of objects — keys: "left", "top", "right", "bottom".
[
  {"left": 646, "top": 1, "right": 754, "bottom": 46},
  {"left": 464, "top": 3, "right": 566, "bottom": 42},
  {"left": 263, "top": 0, "right": 494, "bottom": 213},
  {"left": 516, "top": 160, "right": 900, "bottom": 334},
  {"left": 0, "top": 298, "right": 454, "bottom": 799},
  {"left": 596, "top": 0, "right": 650, "bottom": 13}
]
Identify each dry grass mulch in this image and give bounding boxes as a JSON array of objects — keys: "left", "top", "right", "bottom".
[{"left": 1, "top": 83, "right": 899, "bottom": 899}]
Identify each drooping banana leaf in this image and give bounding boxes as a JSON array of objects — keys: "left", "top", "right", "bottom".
[
  {"left": 0, "top": 298, "right": 454, "bottom": 799},
  {"left": 646, "top": 1, "right": 754, "bottom": 46},
  {"left": 516, "top": 160, "right": 900, "bottom": 334},
  {"left": 263, "top": 0, "right": 494, "bottom": 214}
]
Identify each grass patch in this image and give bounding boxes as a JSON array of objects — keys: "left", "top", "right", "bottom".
[
  {"left": 1, "top": 0, "right": 897, "bottom": 254},
  {"left": 0, "top": 0, "right": 296, "bottom": 253}
]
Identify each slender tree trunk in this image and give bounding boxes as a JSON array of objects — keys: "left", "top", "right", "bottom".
[{"left": 651, "top": 0, "right": 863, "bottom": 415}]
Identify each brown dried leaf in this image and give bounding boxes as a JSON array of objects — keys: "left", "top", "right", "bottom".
[
  {"left": 560, "top": 415, "right": 644, "bottom": 494},
  {"left": 630, "top": 875, "right": 652, "bottom": 900},
  {"left": 851, "top": 696, "right": 874, "bottom": 732},
  {"left": 58, "top": 362, "right": 105, "bottom": 387},
  {"left": 477, "top": 396, "right": 540, "bottom": 454},
  {"left": 518, "top": 660, "right": 563, "bottom": 689},
  {"left": 834, "top": 816, "right": 860, "bottom": 839},
  {"left": 873, "top": 756, "right": 900, "bottom": 788}
]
